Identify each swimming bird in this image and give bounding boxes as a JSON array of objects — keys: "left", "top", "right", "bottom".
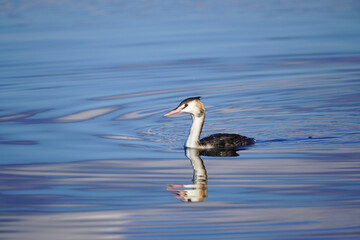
[{"left": 164, "top": 97, "right": 255, "bottom": 149}]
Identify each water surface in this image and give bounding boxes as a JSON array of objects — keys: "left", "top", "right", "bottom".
[{"left": 1, "top": 1, "right": 360, "bottom": 239}]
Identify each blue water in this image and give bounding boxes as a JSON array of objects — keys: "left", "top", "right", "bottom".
[{"left": 1, "top": 1, "right": 360, "bottom": 239}]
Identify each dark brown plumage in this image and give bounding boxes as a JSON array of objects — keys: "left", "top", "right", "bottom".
[{"left": 200, "top": 133, "right": 255, "bottom": 148}]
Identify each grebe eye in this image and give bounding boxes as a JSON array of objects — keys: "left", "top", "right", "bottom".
[{"left": 184, "top": 104, "right": 188, "bottom": 108}]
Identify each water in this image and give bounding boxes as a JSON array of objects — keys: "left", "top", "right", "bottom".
[{"left": 1, "top": 1, "right": 360, "bottom": 239}]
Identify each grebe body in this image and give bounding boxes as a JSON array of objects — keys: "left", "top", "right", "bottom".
[{"left": 164, "top": 97, "right": 255, "bottom": 149}]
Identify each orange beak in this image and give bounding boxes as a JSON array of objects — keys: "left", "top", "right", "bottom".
[{"left": 164, "top": 107, "right": 183, "bottom": 116}]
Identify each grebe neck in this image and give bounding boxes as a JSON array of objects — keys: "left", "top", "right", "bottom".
[{"left": 185, "top": 113, "right": 205, "bottom": 148}]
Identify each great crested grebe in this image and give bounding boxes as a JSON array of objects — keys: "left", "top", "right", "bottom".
[{"left": 164, "top": 97, "right": 255, "bottom": 149}]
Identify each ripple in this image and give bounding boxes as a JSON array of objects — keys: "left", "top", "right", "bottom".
[
  {"left": 116, "top": 107, "right": 165, "bottom": 120},
  {"left": 0, "top": 140, "right": 37, "bottom": 145},
  {"left": 54, "top": 106, "right": 119, "bottom": 122},
  {"left": 100, "top": 135, "right": 143, "bottom": 141},
  {"left": 0, "top": 110, "right": 48, "bottom": 122},
  {"left": 92, "top": 82, "right": 244, "bottom": 101}
]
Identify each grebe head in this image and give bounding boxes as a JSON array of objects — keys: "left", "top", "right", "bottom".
[{"left": 164, "top": 97, "right": 205, "bottom": 117}]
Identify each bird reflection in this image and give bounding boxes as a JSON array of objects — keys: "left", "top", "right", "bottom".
[
  {"left": 199, "top": 148, "right": 242, "bottom": 157},
  {"left": 167, "top": 148, "right": 207, "bottom": 202},
  {"left": 167, "top": 148, "right": 244, "bottom": 202}
]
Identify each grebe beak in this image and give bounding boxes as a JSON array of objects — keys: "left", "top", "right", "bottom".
[{"left": 164, "top": 107, "right": 183, "bottom": 116}]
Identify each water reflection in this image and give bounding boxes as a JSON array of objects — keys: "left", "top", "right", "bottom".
[
  {"left": 167, "top": 148, "right": 207, "bottom": 202},
  {"left": 199, "top": 148, "right": 243, "bottom": 157},
  {"left": 167, "top": 148, "right": 244, "bottom": 202},
  {"left": 1, "top": 151, "right": 360, "bottom": 239}
]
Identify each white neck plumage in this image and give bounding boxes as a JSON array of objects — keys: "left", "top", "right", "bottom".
[{"left": 185, "top": 113, "right": 205, "bottom": 148}]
